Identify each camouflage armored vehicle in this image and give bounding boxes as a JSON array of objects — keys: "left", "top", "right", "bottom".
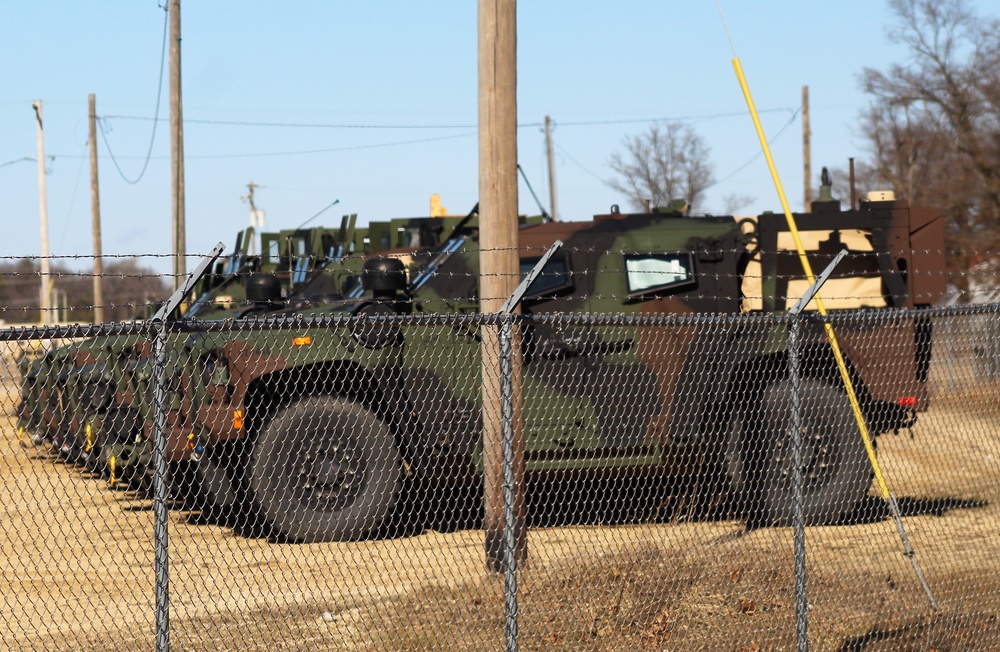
[
  {"left": 29, "top": 209, "right": 495, "bottom": 485},
  {"left": 15, "top": 225, "right": 257, "bottom": 465},
  {"left": 156, "top": 188, "right": 945, "bottom": 542},
  {"left": 15, "top": 217, "right": 358, "bottom": 478}
]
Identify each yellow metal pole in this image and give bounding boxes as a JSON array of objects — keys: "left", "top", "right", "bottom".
[
  {"left": 731, "top": 58, "right": 889, "bottom": 499},
  {"left": 732, "top": 56, "right": 937, "bottom": 609}
]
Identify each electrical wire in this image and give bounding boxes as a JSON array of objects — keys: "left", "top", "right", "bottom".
[
  {"left": 553, "top": 107, "right": 795, "bottom": 127},
  {"left": 549, "top": 107, "right": 799, "bottom": 195},
  {"left": 100, "top": 115, "right": 486, "bottom": 129},
  {"left": 96, "top": 106, "right": 794, "bottom": 131},
  {"left": 0, "top": 157, "right": 35, "bottom": 169},
  {"left": 184, "top": 131, "right": 479, "bottom": 159},
  {"left": 708, "top": 107, "right": 801, "bottom": 188},
  {"left": 98, "top": 3, "right": 169, "bottom": 184},
  {"left": 553, "top": 142, "right": 605, "bottom": 183},
  {"left": 60, "top": 131, "right": 478, "bottom": 161},
  {"left": 51, "top": 107, "right": 800, "bottom": 164}
]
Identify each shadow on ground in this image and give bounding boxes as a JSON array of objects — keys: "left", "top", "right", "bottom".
[
  {"left": 111, "top": 466, "right": 992, "bottom": 542},
  {"left": 838, "top": 612, "right": 999, "bottom": 651},
  {"left": 842, "top": 495, "right": 990, "bottom": 525}
]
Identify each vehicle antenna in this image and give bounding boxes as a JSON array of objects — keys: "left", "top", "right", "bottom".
[{"left": 295, "top": 198, "right": 341, "bottom": 231}]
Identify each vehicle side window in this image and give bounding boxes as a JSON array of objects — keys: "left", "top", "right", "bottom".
[
  {"left": 519, "top": 254, "right": 573, "bottom": 300},
  {"left": 623, "top": 252, "right": 696, "bottom": 298},
  {"left": 264, "top": 239, "right": 280, "bottom": 266}
]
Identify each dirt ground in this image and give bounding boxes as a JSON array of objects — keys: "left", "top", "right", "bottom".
[{"left": 1, "top": 380, "right": 998, "bottom": 651}]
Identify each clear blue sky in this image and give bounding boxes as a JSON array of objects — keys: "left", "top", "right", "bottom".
[{"left": 1, "top": 1, "right": 992, "bottom": 273}]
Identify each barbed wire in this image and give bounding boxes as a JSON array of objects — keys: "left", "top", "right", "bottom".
[
  {"left": 0, "top": 246, "right": 965, "bottom": 265},
  {"left": 0, "top": 252, "right": 219, "bottom": 260},
  {"left": 0, "top": 244, "right": 989, "bottom": 319},
  {"left": 0, "top": 248, "right": 967, "bottom": 278}
]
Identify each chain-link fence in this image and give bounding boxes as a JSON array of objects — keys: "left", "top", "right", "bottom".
[
  {"left": 0, "top": 208, "right": 997, "bottom": 651},
  {"left": 2, "top": 302, "right": 998, "bottom": 651}
]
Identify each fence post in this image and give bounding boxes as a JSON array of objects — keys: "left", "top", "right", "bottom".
[
  {"left": 499, "top": 312, "right": 520, "bottom": 652},
  {"left": 151, "top": 321, "right": 171, "bottom": 652},
  {"left": 146, "top": 242, "right": 224, "bottom": 652},
  {"left": 787, "top": 313, "right": 808, "bottom": 652},
  {"left": 783, "top": 250, "right": 849, "bottom": 652}
]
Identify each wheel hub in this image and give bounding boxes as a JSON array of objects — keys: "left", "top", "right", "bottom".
[{"left": 297, "top": 438, "right": 366, "bottom": 510}]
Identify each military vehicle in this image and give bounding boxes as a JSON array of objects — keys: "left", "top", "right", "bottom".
[
  {"left": 148, "top": 187, "right": 946, "bottom": 542},
  {"left": 19, "top": 208, "right": 498, "bottom": 484},
  {"left": 15, "top": 217, "right": 357, "bottom": 476}
]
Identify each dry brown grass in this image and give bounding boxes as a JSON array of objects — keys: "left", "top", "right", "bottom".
[{"left": 1, "top": 387, "right": 998, "bottom": 651}]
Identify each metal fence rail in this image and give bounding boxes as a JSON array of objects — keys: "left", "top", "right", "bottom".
[{"left": 1, "top": 306, "right": 998, "bottom": 651}]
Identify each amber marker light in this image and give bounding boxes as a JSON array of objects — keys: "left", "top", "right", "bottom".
[{"left": 292, "top": 336, "right": 312, "bottom": 346}]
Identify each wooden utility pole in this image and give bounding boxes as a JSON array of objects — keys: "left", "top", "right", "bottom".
[
  {"left": 32, "top": 100, "right": 51, "bottom": 324},
  {"left": 89, "top": 94, "right": 105, "bottom": 323},
  {"left": 544, "top": 115, "right": 558, "bottom": 221},
  {"left": 169, "top": 0, "right": 186, "bottom": 291},
  {"left": 479, "top": 0, "right": 526, "bottom": 571},
  {"left": 802, "top": 85, "right": 811, "bottom": 212},
  {"left": 242, "top": 181, "right": 264, "bottom": 255}
]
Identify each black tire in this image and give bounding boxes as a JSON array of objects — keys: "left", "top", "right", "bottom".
[
  {"left": 194, "top": 444, "right": 243, "bottom": 514},
  {"left": 249, "top": 395, "right": 401, "bottom": 542},
  {"left": 85, "top": 407, "right": 141, "bottom": 477},
  {"left": 727, "top": 379, "right": 872, "bottom": 526}
]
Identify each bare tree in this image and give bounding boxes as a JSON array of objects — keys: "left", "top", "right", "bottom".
[
  {"left": 0, "top": 258, "right": 171, "bottom": 323},
  {"left": 607, "top": 122, "right": 714, "bottom": 213},
  {"left": 101, "top": 259, "right": 173, "bottom": 321},
  {"left": 858, "top": 0, "right": 1000, "bottom": 279},
  {"left": 721, "top": 192, "right": 755, "bottom": 215}
]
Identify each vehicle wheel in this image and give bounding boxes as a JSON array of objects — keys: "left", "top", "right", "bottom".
[
  {"left": 249, "top": 395, "right": 401, "bottom": 542},
  {"left": 91, "top": 408, "right": 142, "bottom": 476},
  {"left": 727, "top": 379, "right": 872, "bottom": 526},
  {"left": 194, "top": 445, "right": 242, "bottom": 513}
]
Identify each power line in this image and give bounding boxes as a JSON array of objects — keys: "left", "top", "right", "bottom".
[
  {"left": 553, "top": 107, "right": 796, "bottom": 128},
  {"left": 95, "top": 106, "right": 795, "bottom": 131},
  {"left": 56, "top": 131, "right": 479, "bottom": 161},
  {"left": 189, "top": 131, "right": 480, "bottom": 159},
  {"left": 46, "top": 107, "right": 800, "bottom": 164},
  {"left": 97, "top": 3, "right": 169, "bottom": 184},
  {"left": 550, "top": 108, "right": 800, "bottom": 193},
  {"left": 0, "top": 157, "right": 36, "bottom": 169},
  {"left": 100, "top": 115, "right": 487, "bottom": 129},
  {"left": 709, "top": 108, "right": 801, "bottom": 188},
  {"left": 552, "top": 141, "right": 605, "bottom": 183}
]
